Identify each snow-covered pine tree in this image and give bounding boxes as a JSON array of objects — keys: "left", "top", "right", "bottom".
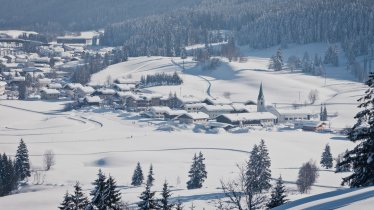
[
  {"left": 146, "top": 164, "right": 155, "bottom": 187},
  {"left": 15, "top": 139, "right": 31, "bottom": 181},
  {"left": 335, "top": 150, "right": 351, "bottom": 173},
  {"left": 59, "top": 191, "right": 73, "bottom": 210},
  {"left": 90, "top": 169, "right": 106, "bottom": 209},
  {"left": 271, "top": 48, "right": 283, "bottom": 71},
  {"left": 0, "top": 153, "right": 18, "bottom": 196},
  {"left": 266, "top": 176, "right": 288, "bottom": 209},
  {"left": 187, "top": 152, "right": 207, "bottom": 189},
  {"left": 186, "top": 153, "right": 199, "bottom": 190},
  {"left": 102, "top": 175, "right": 122, "bottom": 210},
  {"left": 131, "top": 162, "right": 144, "bottom": 186},
  {"left": 196, "top": 152, "right": 207, "bottom": 187},
  {"left": 320, "top": 144, "right": 333, "bottom": 169},
  {"left": 323, "top": 105, "right": 328, "bottom": 121},
  {"left": 159, "top": 181, "right": 173, "bottom": 210},
  {"left": 258, "top": 139, "right": 272, "bottom": 192},
  {"left": 138, "top": 181, "right": 158, "bottom": 210},
  {"left": 338, "top": 73, "right": 374, "bottom": 187},
  {"left": 71, "top": 182, "right": 88, "bottom": 210}
]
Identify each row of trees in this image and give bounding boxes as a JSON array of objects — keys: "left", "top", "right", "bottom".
[{"left": 139, "top": 72, "right": 183, "bottom": 88}]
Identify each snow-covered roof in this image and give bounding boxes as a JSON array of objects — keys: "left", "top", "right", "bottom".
[
  {"left": 184, "top": 103, "right": 206, "bottom": 109},
  {"left": 47, "top": 83, "right": 62, "bottom": 89},
  {"left": 231, "top": 103, "right": 257, "bottom": 112},
  {"left": 11, "top": 77, "right": 26, "bottom": 82},
  {"left": 0, "top": 81, "right": 7, "bottom": 86},
  {"left": 179, "top": 112, "right": 209, "bottom": 120},
  {"left": 220, "top": 112, "right": 277, "bottom": 122},
  {"left": 149, "top": 106, "right": 172, "bottom": 113},
  {"left": 177, "top": 96, "right": 202, "bottom": 104},
  {"left": 38, "top": 78, "right": 52, "bottom": 84},
  {"left": 77, "top": 86, "right": 95, "bottom": 94},
  {"left": 204, "top": 97, "right": 232, "bottom": 105},
  {"left": 167, "top": 109, "right": 188, "bottom": 116},
  {"left": 202, "top": 105, "right": 234, "bottom": 112},
  {"left": 40, "top": 88, "right": 60, "bottom": 95},
  {"left": 276, "top": 108, "right": 314, "bottom": 115},
  {"left": 84, "top": 96, "right": 101, "bottom": 103},
  {"left": 95, "top": 88, "right": 116, "bottom": 95},
  {"left": 64, "top": 83, "right": 83, "bottom": 90}
]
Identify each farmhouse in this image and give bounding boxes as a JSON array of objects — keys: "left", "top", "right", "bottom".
[
  {"left": 144, "top": 106, "right": 172, "bottom": 119},
  {"left": 82, "top": 96, "right": 101, "bottom": 106},
  {"left": 76, "top": 86, "right": 95, "bottom": 98},
  {"left": 113, "top": 83, "right": 135, "bottom": 92},
  {"left": 202, "top": 97, "right": 232, "bottom": 105},
  {"left": 40, "top": 88, "right": 60, "bottom": 100},
  {"left": 216, "top": 112, "right": 277, "bottom": 127},
  {"left": 300, "top": 121, "right": 327, "bottom": 132},
  {"left": 268, "top": 107, "right": 314, "bottom": 123},
  {"left": 183, "top": 103, "right": 206, "bottom": 112},
  {"left": 177, "top": 112, "right": 209, "bottom": 124},
  {"left": 200, "top": 105, "right": 234, "bottom": 119}
]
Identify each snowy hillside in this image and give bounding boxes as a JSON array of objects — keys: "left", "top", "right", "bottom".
[{"left": 0, "top": 42, "right": 370, "bottom": 209}]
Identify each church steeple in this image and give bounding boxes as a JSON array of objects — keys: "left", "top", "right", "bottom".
[{"left": 257, "top": 82, "right": 266, "bottom": 112}]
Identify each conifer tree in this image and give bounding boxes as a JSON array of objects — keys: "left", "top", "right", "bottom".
[
  {"left": 103, "top": 175, "right": 122, "bottom": 210},
  {"left": 257, "top": 139, "right": 272, "bottom": 192},
  {"left": 266, "top": 176, "right": 288, "bottom": 209},
  {"left": 186, "top": 152, "right": 207, "bottom": 189},
  {"left": 320, "top": 144, "right": 333, "bottom": 169},
  {"left": 15, "top": 139, "right": 31, "bottom": 181},
  {"left": 271, "top": 48, "right": 284, "bottom": 71},
  {"left": 338, "top": 73, "right": 374, "bottom": 187},
  {"left": 146, "top": 164, "right": 155, "bottom": 187},
  {"left": 159, "top": 181, "right": 173, "bottom": 210},
  {"left": 0, "top": 154, "right": 17, "bottom": 196},
  {"left": 59, "top": 191, "right": 73, "bottom": 210},
  {"left": 138, "top": 181, "right": 158, "bottom": 210},
  {"left": 131, "top": 162, "right": 144, "bottom": 186},
  {"left": 90, "top": 169, "right": 106, "bottom": 210},
  {"left": 71, "top": 182, "right": 88, "bottom": 210},
  {"left": 335, "top": 150, "right": 351, "bottom": 173}
]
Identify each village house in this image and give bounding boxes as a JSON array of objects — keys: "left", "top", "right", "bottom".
[
  {"left": 183, "top": 103, "right": 206, "bottom": 112},
  {"left": 164, "top": 109, "right": 187, "bottom": 120},
  {"left": 40, "top": 88, "right": 60, "bottom": 100},
  {"left": 202, "top": 97, "right": 232, "bottom": 105},
  {"left": 176, "top": 112, "right": 209, "bottom": 124},
  {"left": 143, "top": 106, "right": 172, "bottom": 119},
  {"left": 112, "top": 83, "right": 136, "bottom": 92},
  {"left": 82, "top": 96, "right": 101, "bottom": 106},
  {"left": 37, "top": 78, "right": 52, "bottom": 87},
  {"left": 92, "top": 88, "right": 117, "bottom": 103},
  {"left": 63, "top": 83, "right": 84, "bottom": 97},
  {"left": 297, "top": 121, "right": 327, "bottom": 132},
  {"left": 216, "top": 112, "right": 277, "bottom": 127},
  {"left": 76, "top": 86, "right": 95, "bottom": 98},
  {"left": 47, "top": 83, "right": 63, "bottom": 90},
  {"left": 268, "top": 107, "right": 314, "bottom": 123},
  {"left": 200, "top": 104, "right": 235, "bottom": 119}
]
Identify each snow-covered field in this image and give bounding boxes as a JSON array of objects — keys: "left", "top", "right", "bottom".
[{"left": 0, "top": 43, "right": 371, "bottom": 209}]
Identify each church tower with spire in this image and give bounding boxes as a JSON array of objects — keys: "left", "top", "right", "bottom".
[{"left": 257, "top": 83, "right": 266, "bottom": 112}]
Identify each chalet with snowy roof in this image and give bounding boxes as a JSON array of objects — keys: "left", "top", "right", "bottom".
[
  {"left": 164, "top": 109, "right": 188, "bottom": 120},
  {"left": 162, "top": 95, "right": 202, "bottom": 109},
  {"left": 92, "top": 88, "right": 116, "bottom": 102},
  {"left": 47, "top": 83, "right": 62, "bottom": 90},
  {"left": 63, "top": 83, "right": 84, "bottom": 97},
  {"left": 203, "top": 97, "right": 232, "bottom": 105},
  {"left": 37, "top": 78, "right": 52, "bottom": 87},
  {"left": 82, "top": 96, "right": 101, "bottom": 106},
  {"left": 144, "top": 106, "right": 172, "bottom": 119},
  {"left": 176, "top": 112, "right": 209, "bottom": 124},
  {"left": 113, "top": 83, "right": 136, "bottom": 92},
  {"left": 268, "top": 107, "right": 314, "bottom": 123},
  {"left": 40, "top": 88, "right": 60, "bottom": 100},
  {"left": 216, "top": 112, "right": 277, "bottom": 127},
  {"left": 183, "top": 103, "right": 206, "bottom": 112},
  {"left": 200, "top": 104, "right": 235, "bottom": 119},
  {"left": 76, "top": 86, "right": 95, "bottom": 98},
  {"left": 299, "top": 121, "right": 327, "bottom": 132}
]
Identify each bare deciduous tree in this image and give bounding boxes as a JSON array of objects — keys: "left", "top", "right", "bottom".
[
  {"left": 220, "top": 165, "right": 266, "bottom": 210},
  {"left": 308, "top": 89, "right": 319, "bottom": 104},
  {"left": 296, "top": 161, "right": 319, "bottom": 193},
  {"left": 43, "top": 150, "right": 55, "bottom": 171}
]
